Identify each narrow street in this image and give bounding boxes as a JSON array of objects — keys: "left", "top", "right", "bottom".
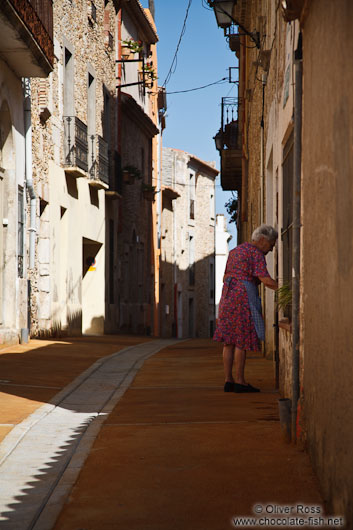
[{"left": 0, "top": 337, "right": 323, "bottom": 529}]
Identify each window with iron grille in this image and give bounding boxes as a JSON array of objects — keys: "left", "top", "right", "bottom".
[
  {"left": 282, "top": 132, "right": 294, "bottom": 318},
  {"left": 109, "top": 219, "right": 114, "bottom": 304},
  {"left": 209, "top": 257, "right": 215, "bottom": 302}
]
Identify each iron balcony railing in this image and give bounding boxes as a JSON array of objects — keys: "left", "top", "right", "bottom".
[
  {"left": 213, "top": 96, "right": 243, "bottom": 191},
  {"left": 88, "top": 134, "right": 109, "bottom": 185},
  {"left": 63, "top": 116, "right": 88, "bottom": 172},
  {"left": 221, "top": 97, "right": 240, "bottom": 149}
]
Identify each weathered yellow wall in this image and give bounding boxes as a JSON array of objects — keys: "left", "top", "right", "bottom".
[{"left": 301, "top": 0, "right": 353, "bottom": 523}]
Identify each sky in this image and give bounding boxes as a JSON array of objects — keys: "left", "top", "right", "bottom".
[{"left": 140, "top": 0, "right": 238, "bottom": 248}]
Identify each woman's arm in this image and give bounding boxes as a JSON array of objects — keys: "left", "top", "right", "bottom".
[{"left": 258, "top": 276, "right": 278, "bottom": 290}]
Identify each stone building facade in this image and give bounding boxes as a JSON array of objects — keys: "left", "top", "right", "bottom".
[
  {"left": 114, "top": 0, "right": 159, "bottom": 335},
  {"left": 209, "top": 0, "right": 353, "bottom": 524},
  {"left": 30, "top": 0, "right": 118, "bottom": 336},
  {"left": 161, "top": 147, "right": 218, "bottom": 339},
  {"left": 0, "top": 0, "right": 53, "bottom": 344}
]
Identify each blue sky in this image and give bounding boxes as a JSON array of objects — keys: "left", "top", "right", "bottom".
[{"left": 140, "top": 0, "right": 238, "bottom": 248}]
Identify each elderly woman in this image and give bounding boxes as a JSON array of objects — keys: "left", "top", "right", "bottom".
[{"left": 213, "top": 224, "right": 278, "bottom": 393}]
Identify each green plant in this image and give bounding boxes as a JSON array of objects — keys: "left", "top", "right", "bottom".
[
  {"left": 123, "top": 165, "right": 141, "bottom": 179},
  {"left": 121, "top": 38, "right": 143, "bottom": 54},
  {"left": 276, "top": 283, "right": 292, "bottom": 312},
  {"left": 225, "top": 197, "right": 238, "bottom": 224},
  {"left": 142, "top": 183, "right": 156, "bottom": 192},
  {"left": 143, "top": 62, "right": 158, "bottom": 81}
]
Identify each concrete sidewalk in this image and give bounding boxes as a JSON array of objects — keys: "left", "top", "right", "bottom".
[
  {"left": 0, "top": 337, "right": 324, "bottom": 530},
  {"left": 0, "top": 335, "right": 153, "bottom": 445}
]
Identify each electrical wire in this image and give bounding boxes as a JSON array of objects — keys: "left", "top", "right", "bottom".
[
  {"left": 162, "top": 0, "right": 193, "bottom": 87},
  {"left": 151, "top": 77, "right": 227, "bottom": 96}
]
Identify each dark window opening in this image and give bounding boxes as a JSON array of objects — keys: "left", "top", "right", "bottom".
[
  {"left": 282, "top": 132, "right": 294, "bottom": 318},
  {"left": 18, "top": 187, "right": 24, "bottom": 278}
]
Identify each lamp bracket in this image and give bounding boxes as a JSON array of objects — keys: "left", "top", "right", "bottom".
[{"left": 209, "top": 1, "right": 261, "bottom": 48}]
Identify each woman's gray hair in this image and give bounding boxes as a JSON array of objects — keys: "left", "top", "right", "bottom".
[{"left": 251, "top": 224, "right": 278, "bottom": 242}]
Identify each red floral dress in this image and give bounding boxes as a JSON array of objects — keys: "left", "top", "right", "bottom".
[{"left": 213, "top": 242, "right": 270, "bottom": 350}]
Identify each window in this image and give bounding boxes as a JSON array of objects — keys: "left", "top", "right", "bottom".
[
  {"left": 189, "top": 234, "right": 195, "bottom": 286},
  {"left": 141, "top": 147, "right": 145, "bottom": 179},
  {"left": 18, "top": 187, "right": 24, "bottom": 278},
  {"left": 282, "top": 132, "right": 293, "bottom": 317},
  {"left": 102, "top": 86, "right": 110, "bottom": 144},
  {"left": 189, "top": 172, "right": 195, "bottom": 221},
  {"left": 109, "top": 219, "right": 114, "bottom": 304},
  {"left": 64, "top": 47, "right": 74, "bottom": 116},
  {"left": 88, "top": 1, "right": 97, "bottom": 22},
  {"left": 137, "top": 243, "right": 144, "bottom": 303},
  {"left": 87, "top": 72, "right": 96, "bottom": 176},
  {"left": 209, "top": 257, "right": 215, "bottom": 302},
  {"left": 189, "top": 199, "right": 195, "bottom": 220},
  {"left": 210, "top": 191, "right": 215, "bottom": 222}
]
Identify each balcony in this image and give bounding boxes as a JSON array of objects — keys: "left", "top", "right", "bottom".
[
  {"left": 0, "top": 0, "right": 54, "bottom": 77},
  {"left": 225, "top": 25, "right": 241, "bottom": 55},
  {"left": 88, "top": 135, "right": 109, "bottom": 189},
  {"left": 63, "top": 116, "right": 88, "bottom": 178},
  {"left": 214, "top": 97, "right": 242, "bottom": 191}
]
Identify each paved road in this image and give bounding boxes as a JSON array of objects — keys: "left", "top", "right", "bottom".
[{"left": 0, "top": 339, "right": 179, "bottom": 529}]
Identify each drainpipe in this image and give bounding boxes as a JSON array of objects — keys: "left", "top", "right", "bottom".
[
  {"left": 173, "top": 187, "right": 177, "bottom": 338},
  {"left": 23, "top": 78, "right": 36, "bottom": 270},
  {"left": 291, "top": 33, "right": 303, "bottom": 442},
  {"left": 260, "top": 73, "right": 266, "bottom": 354},
  {"left": 260, "top": 74, "right": 266, "bottom": 225}
]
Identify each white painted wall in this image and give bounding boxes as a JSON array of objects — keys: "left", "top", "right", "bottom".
[
  {"left": 49, "top": 161, "right": 105, "bottom": 335},
  {"left": 215, "top": 214, "right": 232, "bottom": 318},
  {"left": 0, "top": 59, "right": 28, "bottom": 342}
]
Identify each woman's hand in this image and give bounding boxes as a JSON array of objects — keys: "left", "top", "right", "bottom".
[{"left": 258, "top": 276, "right": 278, "bottom": 290}]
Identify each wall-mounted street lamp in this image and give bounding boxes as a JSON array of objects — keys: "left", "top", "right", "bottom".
[
  {"left": 208, "top": 0, "right": 260, "bottom": 49},
  {"left": 211, "top": 0, "right": 235, "bottom": 28},
  {"left": 213, "top": 129, "right": 224, "bottom": 151}
]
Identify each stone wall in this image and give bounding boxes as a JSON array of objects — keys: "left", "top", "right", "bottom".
[
  {"left": 30, "top": 0, "right": 117, "bottom": 336},
  {"left": 161, "top": 148, "right": 217, "bottom": 338}
]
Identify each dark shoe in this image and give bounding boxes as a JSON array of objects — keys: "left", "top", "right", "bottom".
[
  {"left": 234, "top": 383, "right": 260, "bottom": 393},
  {"left": 224, "top": 381, "right": 235, "bottom": 392}
]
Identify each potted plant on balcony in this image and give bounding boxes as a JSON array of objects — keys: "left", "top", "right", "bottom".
[
  {"left": 143, "top": 62, "right": 157, "bottom": 81},
  {"left": 139, "top": 62, "right": 158, "bottom": 88},
  {"left": 142, "top": 183, "right": 156, "bottom": 201},
  {"left": 121, "top": 38, "right": 143, "bottom": 59},
  {"left": 122, "top": 165, "right": 141, "bottom": 184}
]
